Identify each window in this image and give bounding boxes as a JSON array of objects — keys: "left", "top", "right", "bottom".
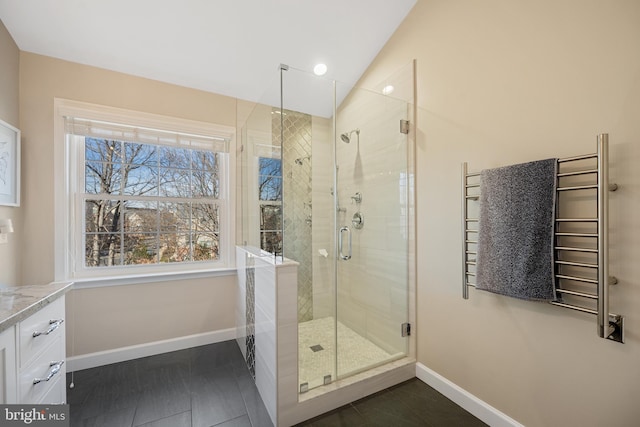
[
  {"left": 55, "top": 100, "right": 234, "bottom": 281},
  {"left": 83, "top": 138, "right": 219, "bottom": 267},
  {"left": 258, "top": 157, "right": 282, "bottom": 254}
]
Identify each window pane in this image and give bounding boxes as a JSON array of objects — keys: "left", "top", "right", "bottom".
[
  {"left": 259, "top": 157, "right": 282, "bottom": 176},
  {"left": 85, "top": 200, "right": 123, "bottom": 233},
  {"left": 259, "top": 176, "right": 282, "bottom": 201},
  {"left": 159, "top": 202, "right": 191, "bottom": 232},
  {"left": 123, "top": 165, "right": 159, "bottom": 196},
  {"left": 124, "top": 142, "right": 157, "bottom": 165},
  {"left": 191, "top": 169, "right": 219, "bottom": 198},
  {"left": 159, "top": 146, "right": 191, "bottom": 169},
  {"left": 123, "top": 143, "right": 158, "bottom": 196},
  {"left": 192, "top": 151, "right": 216, "bottom": 170},
  {"left": 123, "top": 233, "right": 158, "bottom": 265},
  {"left": 260, "top": 231, "right": 282, "bottom": 254},
  {"left": 193, "top": 233, "right": 219, "bottom": 261},
  {"left": 260, "top": 205, "right": 281, "bottom": 254},
  {"left": 124, "top": 201, "right": 158, "bottom": 232},
  {"left": 258, "top": 157, "right": 282, "bottom": 201},
  {"left": 159, "top": 233, "right": 190, "bottom": 263},
  {"left": 85, "top": 233, "right": 122, "bottom": 267},
  {"left": 192, "top": 151, "right": 219, "bottom": 198},
  {"left": 85, "top": 161, "right": 122, "bottom": 194},
  {"left": 85, "top": 138, "right": 121, "bottom": 163},
  {"left": 260, "top": 205, "right": 282, "bottom": 231},
  {"left": 159, "top": 168, "right": 192, "bottom": 198},
  {"left": 192, "top": 203, "right": 219, "bottom": 233}
]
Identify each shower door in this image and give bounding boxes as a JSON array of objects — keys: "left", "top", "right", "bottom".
[
  {"left": 279, "top": 65, "right": 413, "bottom": 392},
  {"left": 334, "top": 81, "right": 411, "bottom": 380}
]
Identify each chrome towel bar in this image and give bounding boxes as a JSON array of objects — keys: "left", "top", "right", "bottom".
[{"left": 462, "top": 134, "right": 624, "bottom": 343}]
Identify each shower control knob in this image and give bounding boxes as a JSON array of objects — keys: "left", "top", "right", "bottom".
[{"left": 352, "top": 212, "right": 364, "bottom": 229}]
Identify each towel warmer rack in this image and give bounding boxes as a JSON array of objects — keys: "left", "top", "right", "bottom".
[{"left": 462, "top": 134, "right": 624, "bottom": 343}]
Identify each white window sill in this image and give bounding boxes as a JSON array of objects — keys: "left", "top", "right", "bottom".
[{"left": 70, "top": 267, "right": 237, "bottom": 289}]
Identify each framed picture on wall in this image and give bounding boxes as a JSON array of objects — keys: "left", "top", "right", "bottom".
[{"left": 0, "top": 118, "right": 20, "bottom": 206}]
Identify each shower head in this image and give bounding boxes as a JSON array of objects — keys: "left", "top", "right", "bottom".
[{"left": 340, "top": 129, "right": 360, "bottom": 143}]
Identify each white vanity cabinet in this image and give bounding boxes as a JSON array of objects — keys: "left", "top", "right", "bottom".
[
  {"left": 0, "top": 283, "right": 70, "bottom": 405},
  {"left": 17, "top": 296, "right": 66, "bottom": 404}
]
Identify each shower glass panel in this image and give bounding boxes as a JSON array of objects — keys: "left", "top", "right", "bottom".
[
  {"left": 334, "top": 79, "right": 411, "bottom": 379},
  {"left": 237, "top": 73, "right": 284, "bottom": 257},
  {"left": 280, "top": 68, "right": 337, "bottom": 391},
  {"left": 280, "top": 65, "right": 413, "bottom": 393},
  {"left": 236, "top": 72, "right": 287, "bottom": 378}
]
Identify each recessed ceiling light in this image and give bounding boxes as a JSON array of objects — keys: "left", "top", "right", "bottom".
[
  {"left": 313, "top": 63, "right": 328, "bottom": 76},
  {"left": 382, "top": 85, "right": 395, "bottom": 95}
]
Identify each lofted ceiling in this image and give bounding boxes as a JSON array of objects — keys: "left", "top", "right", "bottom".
[{"left": 0, "top": 0, "right": 415, "bottom": 116}]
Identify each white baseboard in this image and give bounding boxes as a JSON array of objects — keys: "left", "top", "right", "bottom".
[
  {"left": 67, "top": 328, "right": 236, "bottom": 372},
  {"left": 415, "top": 362, "right": 523, "bottom": 427}
]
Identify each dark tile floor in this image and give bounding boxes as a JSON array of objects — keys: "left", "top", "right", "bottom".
[
  {"left": 295, "top": 379, "right": 487, "bottom": 427},
  {"left": 67, "top": 340, "right": 272, "bottom": 427},
  {"left": 67, "top": 341, "right": 486, "bottom": 427}
]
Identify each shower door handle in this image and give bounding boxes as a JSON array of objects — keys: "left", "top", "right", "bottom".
[{"left": 339, "top": 226, "right": 352, "bottom": 260}]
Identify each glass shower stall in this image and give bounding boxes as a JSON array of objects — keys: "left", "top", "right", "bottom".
[{"left": 238, "top": 62, "right": 415, "bottom": 396}]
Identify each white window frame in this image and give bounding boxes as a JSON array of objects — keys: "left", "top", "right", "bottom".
[{"left": 54, "top": 99, "right": 236, "bottom": 286}]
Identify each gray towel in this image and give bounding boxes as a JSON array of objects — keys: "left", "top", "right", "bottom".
[{"left": 475, "top": 158, "right": 558, "bottom": 301}]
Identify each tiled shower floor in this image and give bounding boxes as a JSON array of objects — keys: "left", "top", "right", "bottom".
[{"left": 298, "top": 317, "right": 403, "bottom": 390}]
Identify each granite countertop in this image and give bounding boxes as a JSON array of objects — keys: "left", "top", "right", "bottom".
[{"left": 0, "top": 282, "right": 73, "bottom": 333}]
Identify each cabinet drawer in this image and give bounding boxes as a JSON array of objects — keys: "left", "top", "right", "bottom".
[
  {"left": 19, "top": 335, "right": 65, "bottom": 404},
  {"left": 37, "top": 376, "right": 65, "bottom": 405},
  {"left": 19, "top": 297, "right": 65, "bottom": 368}
]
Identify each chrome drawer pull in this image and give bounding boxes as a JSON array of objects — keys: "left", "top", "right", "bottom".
[
  {"left": 33, "top": 360, "right": 65, "bottom": 385},
  {"left": 32, "top": 319, "right": 64, "bottom": 338}
]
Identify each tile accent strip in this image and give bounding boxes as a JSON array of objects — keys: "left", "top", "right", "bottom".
[{"left": 245, "top": 255, "right": 256, "bottom": 379}]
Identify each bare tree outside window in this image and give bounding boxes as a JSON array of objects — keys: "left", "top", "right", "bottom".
[
  {"left": 258, "top": 157, "right": 282, "bottom": 254},
  {"left": 83, "top": 137, "right": 220, "bottom": 268}
]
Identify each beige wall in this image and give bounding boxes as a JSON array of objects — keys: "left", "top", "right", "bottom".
[
  {"left": 65, "top": 276, "right": 237, "bottom": 356},
  {"left": 358, "top": 1, "right": 640, "bottom": 426},
  {"left": 0, "top": 19, "right": 21, "bottom": 285},
  {"left": 19, "top": 52, "right": 239, "bottom": 355}
]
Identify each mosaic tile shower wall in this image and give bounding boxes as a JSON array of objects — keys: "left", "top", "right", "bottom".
[
  {"left": 245, "top": 255, "right": 256, "bottom": 379},
  {"left": 273, "top": 109, "right": 313, "bottom": 322}
]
